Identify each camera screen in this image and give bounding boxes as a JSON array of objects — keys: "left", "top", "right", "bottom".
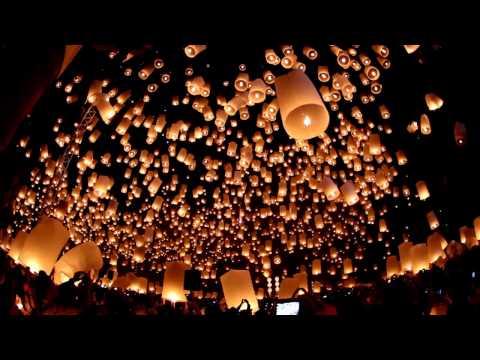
[{"left": 276, "top": 301, "right": 300, "bottom": 315}]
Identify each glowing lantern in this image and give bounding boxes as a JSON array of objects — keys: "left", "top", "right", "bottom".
[
  {"left": 343, "top": 258, "right": 353, "bottom": 274},
  {"left": 275, "top": 70, "right": 329, "bottom": 140},
  {"left": 416, "top": 181, "right": 430, "bottom": 201},
  {"left": 234, "top": 73, "right": 249, "bottom": 92},
  {"left": 303, "top": 46, "right": 318, "bottom": 60},
  {"left": 312, "top": 259, "right": 322, "bottom": 275},
  {"left": 420, "top": 114, "right": 431, "bottom": 135},
  {"left": 404, "top": 45, "right": 420, "bottom": 54},
  {"left": 317, "top": 66, "right": 330, "bottom": 82},
  {"left": 396, "top": 150, "right": 408, "bottom": 165},
  {"left": 425, "top": 93, "right": 443, "bottom": 111},
  {"left": 162, "top": 262, "right": 190, "bottom": 303},
  {"left": 94, "top": 95, "right": 116, "bottom": 124},
  {"left": 53, "top": 242, "right": 102, "bottom": 285},
  {"left": 322, "top": 176, "right": 340, "bottom": 201},
  {"left": 368, "top": 134, "right": 382, "bottom": 155},
  {"left": 184, "top": 45, "right": 206, "bottom": 58},
  {"left": 93, "top": 176, "right": 114, "bottom": 198},
  {"left": 18, "top": 216, "right": 69, "bottom": 275},
  {"left": 386, "top": 256, "right": 401, "bottom": 278},
  {"left": 454, "top": 121, "right": 467, "bottom": 146},
  {"left": 133, "top": 247, "right": 146, "bottom": 263},
  {"left": 249, "top": 79, "right": 268, "bottom": 104},
  {"left": 427, "top": 232, "right": 447, "bottom": 263},
  {"left": 474, "top": 217, "right": 480, "bottom": 240},
  {"left": 8, "top": 231, "right": 28, "bottom": 261},
  {"left": 398, "top": 242, "right": 413, "bottom": 272},
  {"left": 220, "top": 270, "right": 259, "bottom": 312},
  {"left": 340, "top": 181, "right": 359, "bottom": 206},
  {"left": 278, "top": 277, "right": 301, "bottom": 299},
  {"left": 426, "top": 211, "right": 440, "bottom": 230},
  {"left": 411, "top": 243, "right": 429, "bottom": 274}
]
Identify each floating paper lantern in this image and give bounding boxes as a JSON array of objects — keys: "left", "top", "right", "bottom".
[
  {"left": 427, "top": 232, "right": 447, "bottom": 263},
  {"left": 281, "top": 54, "right": 297, "bottom": 69},
  {"left": 184, "top": 45, "right": 207, "bottom": 58},
  {"left": 398, "top": 242, "right": 413, "bottom": 272},
  {"left": 303, "top": 46, "right": 318, "bottom": 60},
  {"left": 364, "top": 65, "right": 380, "bottom": 81},
  {"left": 8, "top": 231, "right": 28, "bottom": 261},
  {"left": 312, "top": 259, "right": 322, "bottom": 275},
  {"left": 322, "top": 176, "right": 340, "bottom": 201},
  {"left": 248, "top": 79, "right": 268, "bottom": 104},
  {"left": 368, "top": 134, "right": 382, "bottom": 155},
  {"left": 317, "top": 66, "right": 330, "bottom": 82},
  {"left": 426, "top": 211, "right": 440, "bottom": 230},
  {"left": 340, "top": 181, "right": 359, "bottom": 206},
  {"left": 404, "top": 45, "right": 420, "bottom": 54},
  {"left": 474, "top": 217, "right": 480, "bottom": 240},
  {"left": 411, "top": 243, "right": 429, "bottom": 274},
  {"left": 343, "top": 258, "right": 353, "bottom": 274},
  {"left": 94, "top": 95, "right": 116, "bottom": 124},
  {"left": 275, "top": 70, "right": 329, "bottom": 140},
  {"left": 220, "top": 270, "right": 259, "bottom": 312},
  {"left": 53, "top": 241, "right": 102, "bottom": 285},
  {"left": 18, "top": 216, "right": 69, "bottom": 275},
  {"left": 386, "top": 256, "right": 401, "bottom": 278},
  {"left": 454, "top": 121, "right": 467, "bottom": 146},
  {"left": 265, "top": 49, "right": 280, "bottom": 65},
  {"left": 93, "top": 176, "right": 114, "bottom": 198},
  {"left": 416, "top": 181, "right": 430, "bottom": 201},
  {"left": 420, "top": 114, "right": 431, "bottom": 135},
  {"left": 396, "top": 150, "right": 408, "bottom": 165},
  {"left": 425, "top": 93, "right": 443, "bottom": 111},
  {"left": 278, "top": 277, "right": 301, "bottom": 299},
  {"left": 162, "top": 262, "right": 190, "bottom": 303}
]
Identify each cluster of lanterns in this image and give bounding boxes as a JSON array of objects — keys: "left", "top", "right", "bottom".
[{"left": 2, "top": 44, "right": 477, "bottom": 303}]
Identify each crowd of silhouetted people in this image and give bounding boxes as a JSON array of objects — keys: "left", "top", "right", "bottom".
[{"left": 2, "top": 245, "right": 480, "bottom": 316}]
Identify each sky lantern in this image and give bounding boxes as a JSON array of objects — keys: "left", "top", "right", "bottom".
[
  {"left": 18, "top": 216, "right": 69, "bottom": 275},
  {"left": 220, "top": 270, "right": 259, "bottom": 312},
  {"left": 53, "top": 241, "right": 103, "bottom": 285},
  {"left": 162, "top": 262, "right": 190, "bottom": 303},
  {"left": 275, "top": 70, "right": 329, "bottom": 140},
  {"left": 425, "top": 93, "right": 443, "bottom": 111}
]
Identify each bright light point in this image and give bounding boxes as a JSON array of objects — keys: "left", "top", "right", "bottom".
[{"left": 303, "top": 116, "right": 312, "bottom": 127}]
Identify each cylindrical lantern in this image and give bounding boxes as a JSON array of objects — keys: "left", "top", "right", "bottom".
[
  {"left": 322, "top": 176, "right": 340, "bottom": 201},
  {"left": 411, "top": 243, "right": 429, "bottom": 274},
  {"left": 416, "top": 181, "right": 430, "bottom": 201},
  {"left": 162, "top": 262, "right": 189, "bottom": 303},
  {"left": 184, "top": 45, "right": 207, "bottom": 58},
  {"left": 454, "top": 121, "right": 467, "bottom": 146},
  {"left": 474, "top": 216, "right": 480, "bottom": 240},
  {"left": 386, "top": 256, "right": 400, "bottom": 278},
  {"left": 220, "top": 270, "right": 259, "bottom": 312},
  {"left": 398, "top": 242, "right": 413, "bottom": 272},
  {"left": 427, "top": 232, "right": 447, "bottom": 263},
  {"left": 275, "top": 70, "right": 330, "bottom": 140},
  {"left": 340, "top": 180, "right": 359, "bottom": 206},
  {"left": 368, "top": 134, "right": 382, "bottom": 155},
  {"left": 312, "top": 259, "right": 322, "bottom": 275},
  {"left": 343, "top": 258, "right": 353, "bottom": 274},
  {"left": 420, "top": 114, "right": 431, "bottom": 135},
  {"left": 426, "top": 211, "right": 440, "bottom": 230}
]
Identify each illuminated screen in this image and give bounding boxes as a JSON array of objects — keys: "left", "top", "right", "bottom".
[{"left": 276, "top": 301, "right": 300, "bottom": 315}]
